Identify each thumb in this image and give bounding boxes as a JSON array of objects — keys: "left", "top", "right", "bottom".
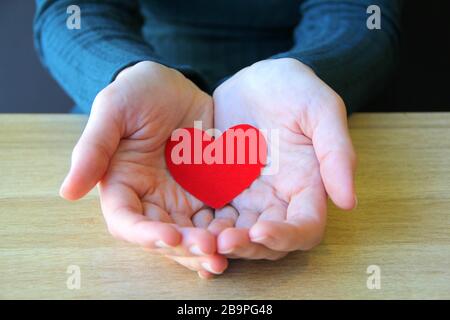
[
  {"left": 311, "top": 96, "right": 357, "bottom": 210},
  {"left": 60, "top": 89, "right": 124, "bottom": 200}
]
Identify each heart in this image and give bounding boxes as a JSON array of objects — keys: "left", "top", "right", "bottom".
[{"left": 165, "top": 124, "right": 267, "bottom": 209}]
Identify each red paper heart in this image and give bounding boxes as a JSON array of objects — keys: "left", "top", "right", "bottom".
[{"left": 165, "top": 124, "right": 267, "bottom": 209}]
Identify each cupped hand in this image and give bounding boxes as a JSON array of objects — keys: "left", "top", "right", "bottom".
[
  {"left": 60, "top": 61, "right": 227, "bottom": 278},
  {"left": 210, "top": 58, "right": 357, "bottom": 260}
]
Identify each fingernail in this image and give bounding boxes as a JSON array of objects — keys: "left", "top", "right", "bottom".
[
  {"left": 250, "top": 235, "right": 268, "bottom": 243},
  {"left": 220, "top": 247, "right": 235, "bottom": 255},
  {"left": 59, "top": 186, "right": 65, "bottom": 198},
  {"left": 201, "top": 262, "right": 221, "bottom": 275},
  {"left": 190, "top": 245, "right": 207, "bottom": 256},
  {"left": 197, "top": 271, "right": 210, "bottom": 280},
  {"left": 59, "top": 178, "right": 68, "bottom": 197},
  {"left": 155, "top": 240, "right": 172, "bottom": 248}
]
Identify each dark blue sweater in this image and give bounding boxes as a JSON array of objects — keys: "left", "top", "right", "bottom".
[{"left": 34, "top": 0, "right": 402, "bottom": 114}]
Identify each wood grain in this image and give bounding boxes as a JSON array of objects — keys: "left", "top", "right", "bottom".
[{"left": 0, "top": 113, "right": 449, "bottom": 299}]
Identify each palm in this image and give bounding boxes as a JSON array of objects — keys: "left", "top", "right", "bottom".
[
  {"left": 213, "top": 100, "right": 327, "bottom": 259},
  {"left": 103, "top": 116, "right": 208, "bottom": 229},
  {"left": 97, "top": 84, "right": 222, "bottom": 256},
  {"left": 231, "top": 136, "right": 324, "bottom": 229}
]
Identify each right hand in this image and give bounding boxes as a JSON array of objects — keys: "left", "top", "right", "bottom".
[{"left": 60, "top": 61, "right": 227, "bottom": 279}]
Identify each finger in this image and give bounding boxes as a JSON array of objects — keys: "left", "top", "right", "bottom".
[
  {"left": 167, "top": 254, "right": 228, "bottom": 275},
  {"left": 192, "top": 208, "right": 214, "bottom": 228},
  {"left": 171, "top": 213, "right": 194, "bottom": 227},
  {"left": 198, "top": 270, "right": 214, "bottom": 280},
  {"left": 176, "top": 227, "right": 217, "bottom": 256},
  {"left": 218, "top": 228, "right": 287, "bottom": 260},
  {"left": 144, "top": 203, "right": 202, "bottom": 257},
  {"left": 148, "top": 225, "right": 218, "bottom": 258},
  {"left": 60, "top": 88, "right": 124, "bottom": 200},
  {"left": 311, "top": 96, "right": 357, "bottom": 210},
  {"left": 99, "top": 181, "right": 181, "bottom": 249},
  {"left": 144, "top": 202, "right": 174, "bottom": 224},
  {"left": 257, "top": 205, "right": 286, "bottom": 222},
  {"left": 208, "top": 205, "right": 238, "bottom": 236},
  {"left": 235, "top": 210, "right": 260, "bottom": 228},
  {"left": 249, "top": 186, "right": 327, "bottom": 251}
]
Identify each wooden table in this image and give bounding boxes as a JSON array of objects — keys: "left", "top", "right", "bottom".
[{"left": 0, "top": 113, "right": 449, "bottom": 299}]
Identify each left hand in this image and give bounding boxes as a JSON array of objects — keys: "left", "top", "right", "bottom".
[{"left": 209, "top": 58, "right": 357, "bottom": 260}]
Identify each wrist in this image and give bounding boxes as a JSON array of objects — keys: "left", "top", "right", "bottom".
[{"left": 115, "top": 60, "right": 169, "bottom": 80}]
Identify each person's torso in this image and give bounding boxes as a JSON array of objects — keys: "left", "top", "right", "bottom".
[{"left": 139, "top": 0, "right": 303, "bottom": 85}]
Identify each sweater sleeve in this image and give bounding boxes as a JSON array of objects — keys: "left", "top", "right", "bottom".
[
  {"left": 272, "top": 0, "right": 403, "bottom": 113},
  {"left": 33, "top": 0, "right": 206, "bottom": 113}
]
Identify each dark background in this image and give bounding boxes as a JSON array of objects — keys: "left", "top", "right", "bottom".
[{"left": 0, "top": 0, "right": 449, "bottom": 113}]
